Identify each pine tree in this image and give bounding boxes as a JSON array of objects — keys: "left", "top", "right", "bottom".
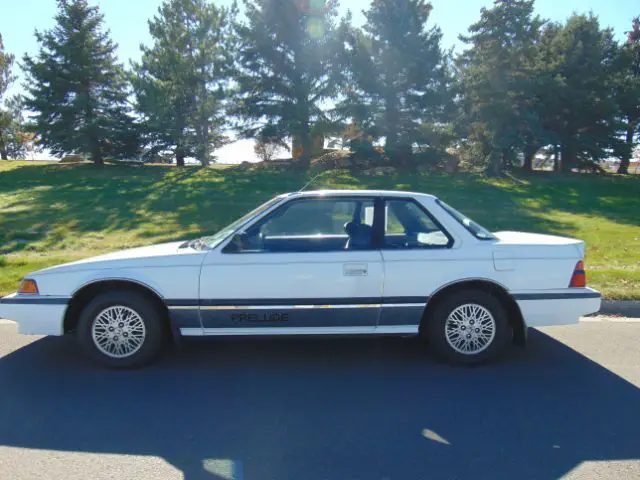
[
  {"left": 457, "top": 0, "right": 544, "bottom": 175},
  {"left": 22, "top": 0, "right": 138, "bottom": 165},
  {"left": 615, "top": 17, "right": 640, "bottom": 174},
  {"left": 232, "top": 0, "right": 349, "bottom": 167},
  {"left": 0, "top": 33, "right": 23, "bottom": 160},
  {"left": 535, "top": 14, "right": 620, "bottom": 172},
  {"left": 132, "top": 0, "right": 235, "bottom": 166},
  {"left": 0, "top": 95, "right": 32, "bottom": 159},
  {"left": 340, "top": 0, "right": 451, "bottom": 162}
]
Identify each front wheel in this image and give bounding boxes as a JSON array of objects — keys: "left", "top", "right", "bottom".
[
  {"left": 426, "top": 290, "right": 511, "bottom": 365},
  {"left": 76, "top": 291, "right": 165, "bottom": 368}
]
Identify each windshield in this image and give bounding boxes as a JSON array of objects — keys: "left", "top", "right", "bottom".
[
  {"left": 200, "top": 196, "right": 285, "bottom": 249},
  {"left": 436, "top": 199, "right": 496, "bottom": 240}
]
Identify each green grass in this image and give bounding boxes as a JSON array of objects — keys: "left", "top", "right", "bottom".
[{"left": 1, "top": 161, "right": 639, "bottom": 299}]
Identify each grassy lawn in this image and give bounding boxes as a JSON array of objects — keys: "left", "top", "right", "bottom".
[{"left": 1, "top": 161, "right": 638, "bottom": 299}]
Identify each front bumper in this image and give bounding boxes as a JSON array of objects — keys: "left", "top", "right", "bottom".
[
  {"left": 513, "top": 287, "right": 602, "bottom": 327},
  {"left": 0, "top": 293, "right": 70, "bottom": 335}
]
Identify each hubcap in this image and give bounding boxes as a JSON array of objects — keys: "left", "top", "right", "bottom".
[
  {"left": 444, "top": 303, "right": 496, "bottom": 355},
  {"left": 91, "top": 305, "right": 146, "bottom": 359}
]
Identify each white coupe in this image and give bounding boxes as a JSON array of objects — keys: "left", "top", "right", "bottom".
[{"left": 0, "top": 190, "right": 601, "bottom": 368}]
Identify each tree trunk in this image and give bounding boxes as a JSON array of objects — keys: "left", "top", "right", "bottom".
[
  {"left": 0, "top": 135, "right": 7, "bottom": 160},
  {"left": 560, "top": 141, "right": 575, "bottom": 173},
  {"left": 617, "top": 121, "right": 636, "bottom": 174},
  {"left": 176, "top": 147, "right": 185, "bottom": 167},
  {"left": 196, "top": 138, "right": 209, "bottom": 166},
  {"left": 486, "top": 150, "right": 504, "bottom": 177},
  {"left": 553, "top": 145, "right": 560, "bottom": 172},
  {"left": 385, "top": 130, "right": 398, "bottom": 156},
  {"left": 197, "top": 64, "right": 210, "bottom": 167},
  {"left": 384, "top": 91, "right": 399, "bottom": 159},
  {"left": 293, "top": 88, "right": 311, "bottom": 168},
  {"left": 522, "top": 143, "right": 537, "bottom": 172},
  {"left": 195, "top": 126, "right": 208, "bottom": 166},
  {"left": 500, "top": 147, "right": 509, "bottom": 174},
  {"left": 90, "top": 143, "right": 104, "bottom": 166},
  {"left": 297, "top": 128, "right": 312, "bottom": 168}
]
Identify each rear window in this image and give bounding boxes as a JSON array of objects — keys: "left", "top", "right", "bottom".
[{"left": 436, "top": 199, "right": 496, "bottom": 240}]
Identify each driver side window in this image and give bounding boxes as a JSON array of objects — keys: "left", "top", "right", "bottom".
[{"left": 226, "top": 197, "right": 375, "bottom": 253}]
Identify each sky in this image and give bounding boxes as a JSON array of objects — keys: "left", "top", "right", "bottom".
[{"left": 0, "top": 0, "right": 637, "bottom": 163}]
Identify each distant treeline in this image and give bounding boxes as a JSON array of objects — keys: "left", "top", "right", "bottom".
[{"left": 0, "top": 0, "right": 638, "bottom": 175}]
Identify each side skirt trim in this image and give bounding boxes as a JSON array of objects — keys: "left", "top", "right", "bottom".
[{"left": 180, "top": 325, "right": 419, "bottom": 336}]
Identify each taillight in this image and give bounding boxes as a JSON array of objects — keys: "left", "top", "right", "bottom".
[{"left": 569, "top": 261, "right": 586, "bottom": 288}]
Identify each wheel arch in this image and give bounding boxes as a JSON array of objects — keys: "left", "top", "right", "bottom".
[
  {"left": 63, "top": 279, "right": 171, "bottom": 336},
  {"left": 420, "top": 278, "right": 526, "bottom": 346}
]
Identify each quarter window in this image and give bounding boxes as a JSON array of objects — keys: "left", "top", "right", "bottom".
[
  {"left": 436, "top": 199, "right": 495, "bottom": 240},
  {"left": 383, "top": 199, "right": 452, "bottom": 249}
]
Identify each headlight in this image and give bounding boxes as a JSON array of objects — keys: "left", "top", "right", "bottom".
[{"left": 18, "top": 279, "right": 39, "bottom": 294}]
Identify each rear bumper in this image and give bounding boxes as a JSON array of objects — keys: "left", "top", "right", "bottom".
[
  {"left": 0, "top": 293, "right": 69, "bottom": 335},
  {"left": 513, "top": 288, "right": 601, "bottom": 327}
]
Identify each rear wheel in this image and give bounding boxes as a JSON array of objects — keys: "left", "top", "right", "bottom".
[
  {"left": 76, "top": 291, "right": 165, "bottom": 368},
  {"left": 426, "top": 290, "right": 511, "bottom": 365}
]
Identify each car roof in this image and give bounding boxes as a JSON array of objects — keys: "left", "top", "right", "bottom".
[{"left": 285, "top": 189, "right": 437, "bottom": 200}]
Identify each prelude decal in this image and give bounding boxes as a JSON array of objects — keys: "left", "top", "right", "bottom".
[{"left": 231, "top": 312, "right": 289, "bottom": 323}]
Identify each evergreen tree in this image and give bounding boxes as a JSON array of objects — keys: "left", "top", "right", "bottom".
[
  {"left": 614, "top": 16, "right": 640, "bottom": 174},
  {"left": 457, "top": 0, "right": 544, "bottom": 175},
  {"left": 232, "top": 0, "right": 349, "bottom": 167},
  {"left": 22, "top": 0, "right": 138, "bottom": 165},
  {"left": 341, "top": 0, "right": 451, "bottom": 161},
  {"left": 132, "top": 0, "right": 235, "bottom": 166},
  {"left": 535, "top": 14, "right": 620, "bottom": 172},
  {"left": 1, "top": 95, "right": 32, "bottom": 160},
  {"left": 0, "top": 33, "right": 26, "bottom": 160}
]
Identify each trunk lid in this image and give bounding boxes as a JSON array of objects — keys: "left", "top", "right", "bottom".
[
  {"left": 491, "top": 231, "right": 584, "bottom": 274},
  {"left": 493, "top": 231, "right": 585, "bottom": 257}
]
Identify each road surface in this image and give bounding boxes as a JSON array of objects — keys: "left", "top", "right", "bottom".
[{"left": 0, "top": 317, "right": 639, "bottom": 480}]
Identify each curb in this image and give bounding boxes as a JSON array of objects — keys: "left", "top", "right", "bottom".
[{"left": 598, "top": 301, "right": 640, "bottom": 318}]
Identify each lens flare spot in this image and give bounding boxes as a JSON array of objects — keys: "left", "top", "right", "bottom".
[{"left": 307, "top": 18, "right": 325, "bottom": 38}]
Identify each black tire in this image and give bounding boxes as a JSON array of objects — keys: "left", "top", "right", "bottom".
[
  {"left": 76, "top": 291, "right": 165, "bottom": 368},
  {"left": 425, "top": 290, "right": 511, "bottom": 365}
]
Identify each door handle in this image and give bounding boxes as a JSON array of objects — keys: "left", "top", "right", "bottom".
[{"left": 344, "top": 263, "right": 368, "bottom": 276}]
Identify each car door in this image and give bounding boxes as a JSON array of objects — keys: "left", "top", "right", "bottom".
[
  {"left": 196, "top": 195, "right": 384, "bottom": 334},
  {"left": 378, "top": 197, "right": 459, "bottom": 331}
]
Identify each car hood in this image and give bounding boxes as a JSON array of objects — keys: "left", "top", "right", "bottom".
[{"left": 36, "top": 241, "right": 204, "bottom": 274}]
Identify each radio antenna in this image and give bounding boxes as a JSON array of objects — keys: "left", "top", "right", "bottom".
[{"left": 298, "top": 171, "right": 329, "bottom": 192}]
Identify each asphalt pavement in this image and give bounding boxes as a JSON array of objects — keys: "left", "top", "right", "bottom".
[{"left": 0, "top": 317, "right": 639, "bottom": 480}]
